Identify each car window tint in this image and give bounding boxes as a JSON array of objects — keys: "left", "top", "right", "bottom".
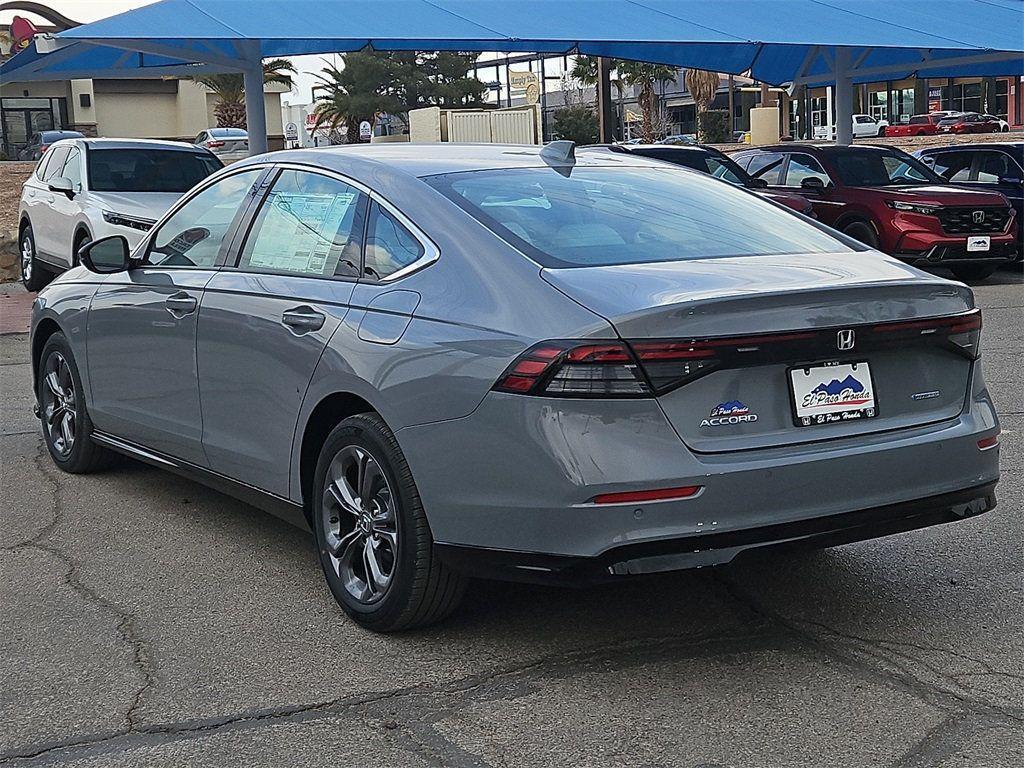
[
  {"left": 238, "top": 169, "right": 366, "bottom": 278},
  {"left": 61, "top": 148, "right": 83, "bottom": 190},
  {"left": 364, "top": 204, "right": 425, "bottom": 279},
  {"left": 784, "top": 153, "right": 831, "bottom": 187},
  {"left": 428, "top": 166, "right": 850, "bottom": 269},
  {"left": 148, "top": 169, "right": 263, "bottom": 268},
  {"left": 744, "top": 152, "right": 785, "bottom": 184},
  {"left": 34, "top": 150, "right": 53, "bottom": 180},
  {"left": 975, "top": 152, "right": 1015, "bottom": 183},
  {"left": 41, "top": 146, "right": 69, "bottom": 182},
  {"left": 926, "top": 152, "right": 972, "bottom": 182},
  {"left": 88, "top": 149, "right": 222, "bottom": 193}
]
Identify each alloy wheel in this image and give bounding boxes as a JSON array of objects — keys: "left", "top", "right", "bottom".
[
  {"left": 41, "top": 351, "right": 76, "bottom": 457},
  {"left": 321, "top": 445, "right": 399, "bottom": 604},
  {"left": 21, "top": 235, "right": 33, "bottom": 282}
]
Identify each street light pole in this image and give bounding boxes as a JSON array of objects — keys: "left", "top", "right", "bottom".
[
  {"left": 834, "top": 46, "right": 853, "bottom": 145},
  {"left": 597, "top": 56, "right": 615, "bottom": 143}
]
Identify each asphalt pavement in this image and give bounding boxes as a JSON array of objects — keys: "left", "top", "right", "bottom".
[{"left": 1, "top": 272, "right": 1021, "bottom": 768}]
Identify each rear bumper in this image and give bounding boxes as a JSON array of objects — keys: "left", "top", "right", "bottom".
[{"left": 435, "top": 482, "right": 997, "bottom": 585}]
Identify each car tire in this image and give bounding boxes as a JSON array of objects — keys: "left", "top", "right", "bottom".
[
  {"left": 950, "top": 264, "right": 998, "bottom": 283},
  {"left": 20, "top": 225, "right": 51, "bottom": 292},
  {"left": 73, "top": 231, "right": 91, "bottom": 267},
  {"left": 877, "top": 127, "right": 885, "bottom": 137},
  {"left": 842, "top": 220, "right": 880, "bottom": 249},
  {"left": 38, "top": 332, "right": 116, "bottom": 473},
  {"left": 312, "top": 413, "right": 466, "bottom": 632}
]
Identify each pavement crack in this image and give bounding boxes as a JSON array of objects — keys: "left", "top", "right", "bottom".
[
  {"left": 710, "top": 571, "right": 1024, "bottom": 724},
  {"left": 14, "top": 438, "right": 158, "bottom": 736}
]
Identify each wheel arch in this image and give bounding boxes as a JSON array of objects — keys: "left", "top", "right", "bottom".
[
  {"left": 18, "top": 214, "right": 32, "bottom": 240},
  {"left": 834, "top": 211, "right": 878, "bottom": 233},
  {"left": 31, "top": 317, "right": 63, "bottom": 394},
  {"left": 297, "top": 391, "right": 378, "bottom": 523},
  {"left": 72, "top": 224, "right": 93, "bottom": 266}
]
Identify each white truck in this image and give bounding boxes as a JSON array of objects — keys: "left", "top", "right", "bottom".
[{"left": 813, "top": 114, "right": 889, "bottom": 140}]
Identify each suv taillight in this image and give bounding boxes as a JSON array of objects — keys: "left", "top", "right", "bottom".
[{"left": 206, "top": 140, "right": 225, "bottom": 148}]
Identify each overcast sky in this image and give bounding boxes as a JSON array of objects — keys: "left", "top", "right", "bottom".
[{"left": 2, "top": 0, "right": 564, "bottom": 105}]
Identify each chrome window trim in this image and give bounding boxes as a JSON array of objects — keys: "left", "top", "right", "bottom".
[{"left": 274, "top": 161, "right": 440, "bottom": 283}]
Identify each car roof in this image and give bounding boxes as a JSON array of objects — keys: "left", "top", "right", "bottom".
[
  {"left": 41, "top": 130, "right": 84, "bottom": 138},
  {"left": 208, "top": 128, "right": 247, "bottom": 135},
  {"left": 77, "top": 138, "right": 213, "bottom": 152},
  {"left": 917, "top": 142, "right": 1023, "bottom": 155},
  {"left": 737, "top": 143, "right": 901, "bottom": 155},
  {"left": 239, "top": 142, "right": 673, "bottom": 179}
]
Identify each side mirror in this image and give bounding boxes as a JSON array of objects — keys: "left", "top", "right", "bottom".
[
  {"left": 80, "top": 235, "right": 130, "bottom": 274},
  {"left": 748, "top": 177, "right": 769, "bottom": 189},
  {"left": 801, "top": 176, "right": 826, "bottom": 191},
  {"left": 48, "top": 177, "right": 76, "bottom": 199},
  {"left": 998, "top": 175, "right": 1023, "bottom": 185}
]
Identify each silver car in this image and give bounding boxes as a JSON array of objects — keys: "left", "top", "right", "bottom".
[
  {"left": 31, "top": 143, "right": 1001, "bottom": 632},
  {"left": 192, "top": 128, "right": 250, "bottom": 163}
]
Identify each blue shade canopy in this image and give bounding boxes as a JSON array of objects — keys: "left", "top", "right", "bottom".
[{"left": 4, "top": 0, "right": 1022, "bottom": 85}]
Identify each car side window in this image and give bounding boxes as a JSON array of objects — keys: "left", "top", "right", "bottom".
[
  {"left": 783, "top": 153, "right": 831, "bottom": 187},
  {"left": 975, "top": 152, "right": 1015, "bottom": 183},
  {"left": 193, "top": 132, "right": 206, "bottom": 144},
  {"left": 237, "top": 169, "right": 367, "bottom": 279},
  {"left": 41, "top": 146, "right": 70, "bottom": 182},
  {"left": 363, "top": 203, "right": 425, "bottom": 280},
  {"left": 34, "top": 150, "right": 52, "bottom": 180},
  {"left": 147, "top": 168, "right": 263, "bottom": 268},
  {"left": 744, "top": 152, "right": 785, "bottom": 185},
  {"left": 61, "top": 148, "right": 83, "bottom": 191},
  {"left": 928, "top": 152, "right": 972, "bottom": 182}
]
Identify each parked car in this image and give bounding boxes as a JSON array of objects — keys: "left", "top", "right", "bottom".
[
  {"left": 18, "top": 138, "right": 223, "bottom": 291},
  {"left": 580, "top": 143, "right": 815, "bottom": 215},
  {"left": 657, "top": 134, "right": 697, "bottom": 145},
  {"left": 192, "top": 127, "right": 250, "bottom": 162},
  {"left": 982, "top": 114, "right": 1011, "bottom": 133},
  {"left": 884, "top": 114, "right": 945, "bottom": 138},
  {"left": 937, "top": 113, "right": 1002, "bottom": 135},
  {"left": 16, "top": 130, "right": 85, "bottom": 161},
  {"left": 813, "top": 114, "right": 888, "bottom": 140},
  {"left": 732, "top": 144, "right": 1017, "bottom": 281},
  {"left": 32, "top": 143, "right": 1000, "bottom": 631},
  {"left": 916, "top": 142, "right": 1023, "bottom": 263}
]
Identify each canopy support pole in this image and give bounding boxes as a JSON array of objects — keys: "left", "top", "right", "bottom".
[
  {"left": 597, "top": 56, "right": 615, "bottom": 143},
  {"left": 834, "top": 46, "right": 853, "bottom": 145},
  {"left": 241, "top": 44, "right": 268, "bottom": 156}
]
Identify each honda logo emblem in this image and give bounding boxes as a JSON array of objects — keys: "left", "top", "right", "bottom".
[
  {"left": 972, "top": 210, "right": 985, "bottom": 224},
  {"left": 837, "top": 329, "right": 856, "bottom": 351}
]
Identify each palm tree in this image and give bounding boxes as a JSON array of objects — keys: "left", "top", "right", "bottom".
[
  {"left": 684, "top": 68, "right": 722, "bottom": 142},
  {"left": 618, "top": 61, "right": 677, "bottom": 143},
  {"left": 310, "top": 53, "right": 404, "bottom": 144},
  {"left": 194, "top": 58, "right": 295, "bottom": 129}
]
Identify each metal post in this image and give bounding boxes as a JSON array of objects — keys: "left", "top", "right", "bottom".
[
  {"left": 597, "top": 56, "right": 615, "bottom": 143},
  {"left": 834, "top": 47, "right": 853, "bottom": 145},
  {"left": 243, "top": 55, "right": 268, "bottom": 156}
]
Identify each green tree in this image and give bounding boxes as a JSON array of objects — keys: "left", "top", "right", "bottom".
[
  {"left": 311, "top": 53, "right": 405, "bottom": 143},
  {"left": 194, "top": 58, "right": 295, "bottom": 129},
  {"left": 553, "top": 105, "right": 599, "bottom": 145},
  {"left": 617, "top": 61, "right": 677, "bottom": 143}
]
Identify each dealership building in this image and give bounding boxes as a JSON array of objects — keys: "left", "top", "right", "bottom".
[{"left": 1, "top": 14, "right": 287, "bottom": 158}]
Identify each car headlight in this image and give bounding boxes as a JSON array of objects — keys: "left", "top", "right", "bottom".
[
  {"left": 101, "top": 210, "right": 155, "bottom": 231},
  {"left": 885, "top": 200, "right": 940, "bottom": 216}
]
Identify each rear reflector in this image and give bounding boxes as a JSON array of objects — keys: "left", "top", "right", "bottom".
[
  {"left": 591, "top": 485, "right": 702, "bottom": 504},
  {"left": 977, "top": 434, "right": 1000, "bottom": 451},
  {"left": 207, "top": 140, "right": 225, "bottom": 148}
]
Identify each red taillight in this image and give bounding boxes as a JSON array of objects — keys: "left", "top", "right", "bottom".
[
  {"left": 493, "top": 341, "right": 650, "bottom": 397},
  {"left": 206, "top": 140, "right": 225, "bottom": 148},
  {"left": 39, "top": 144, "right": 50, "bottom": 154},
  {"left": 977, "top": 433, "right": 1000, "bottom": 451},
  {"left": 872, "top": 309, "right": 982, "bottom": 360},
  {"left": 591, "top": 485, "right": 702, "bottom": 504}
]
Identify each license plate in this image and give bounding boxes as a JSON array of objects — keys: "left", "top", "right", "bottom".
[
  {"left": 967, "top": 235, "right": 990, "bottom": 252},
  {"left": 789, "top": 361, "right": 877, "bottom": 427}
]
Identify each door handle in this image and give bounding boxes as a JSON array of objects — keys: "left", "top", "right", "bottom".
[
  {"left": 281, "top": 306, "right": 325, "bottom": 332},
  {"left": 165, "top": 292, "right": 198, "bottom": 317}
]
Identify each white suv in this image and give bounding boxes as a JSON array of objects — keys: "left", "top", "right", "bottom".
[
  {"left": 813, "top": 114, "right": 890, "bottom": 140},
  {"left": 18, "top": 138, "right": 222, "bottom": 290}
]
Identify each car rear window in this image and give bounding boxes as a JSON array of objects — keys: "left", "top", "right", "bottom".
[
  {"left": 425, "top": 166, "right": 850, "bottom": 269},
  {"left": 87, "top": 148, "right": 223, "bottom": 193}
]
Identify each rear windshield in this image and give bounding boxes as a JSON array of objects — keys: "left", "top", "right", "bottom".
[
  {"left": 829, "top": 149, "right": 941, "bottom": 187},
  {"left": 88, "top": 148, "right": 223, "bottom": 192},
  {"left": 909, "top": 116, "right": 930, "bottom": 125},
  {"left": 425, "top": 166, "right": 850, "bottom": 269}
]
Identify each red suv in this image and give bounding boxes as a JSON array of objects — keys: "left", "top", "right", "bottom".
[
  {"left": 937, "top": 112, "right": 1002, "bottom": 135},
  {"left": 732, "top": 144, "right": 1017, "bottom": 281}
]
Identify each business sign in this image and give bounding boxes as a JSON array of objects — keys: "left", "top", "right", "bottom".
[
  {"left": 285, "top": 122, "right": 299, "bottom": 141},
  {"left": 928, "top": 87, "right": 942, "bottom": 113},
  {"left": 359, "top": 120, "right": 373, "bottom": 141},
  {"left": 509, "top": 71, "right": 540, "bottom": 105}
]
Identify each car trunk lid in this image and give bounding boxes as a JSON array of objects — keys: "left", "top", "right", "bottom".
[{"left": 541, "top": 252, "right": 977, "bottom": 452}]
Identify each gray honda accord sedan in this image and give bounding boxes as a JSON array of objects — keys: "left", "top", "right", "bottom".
[{"left": 31, "top": 142, "right": 1000, "bottom": 631}]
